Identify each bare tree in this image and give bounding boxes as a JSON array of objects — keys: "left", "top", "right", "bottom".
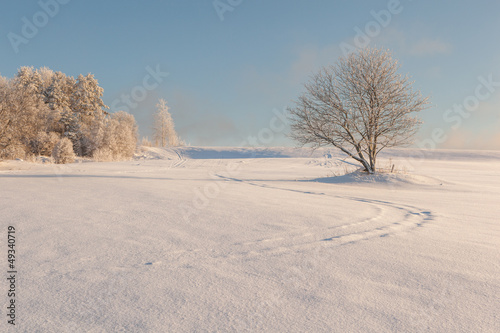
[
  {"left": 153, "top": 99, "right": 179, "bottom": 147},
  {"left": 288, "top": 48, "right": 429, "bottom": 173}
]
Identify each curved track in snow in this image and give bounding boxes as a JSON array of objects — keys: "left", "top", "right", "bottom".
[
  {"left": 155, "top": 173, "right": 435, "bottom": 264},
  {"left": 212, "top": 174, "right": 435, "bottom": 254}
]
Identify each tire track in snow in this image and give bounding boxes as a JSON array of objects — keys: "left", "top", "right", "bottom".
[
  {"left": 135, "top": 173, "right": 435, "bottom": 266},
  {"left": 169, "top": 148, "right": 187, "bottom": 168},
  {"left": 214, "top": 174, "right": 434, "bottom": 251}
]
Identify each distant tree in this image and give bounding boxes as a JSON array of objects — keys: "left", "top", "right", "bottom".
[
  {"left": 140, "top": 137, "right": 152, "bottom": 147},
  {"left": 153, "top": 99, "right": 179, "bottom": 147},
  {"left": 288, "top": 48, "right": 429, "bottom": 173}
]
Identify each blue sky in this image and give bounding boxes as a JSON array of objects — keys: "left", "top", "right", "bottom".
[{"left": 1, "top": 0, "right": 499, "bottom": 149}]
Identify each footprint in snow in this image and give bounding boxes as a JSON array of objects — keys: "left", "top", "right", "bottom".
[{"left": 144, "top": 261, "right": 162, "bottom": 266}]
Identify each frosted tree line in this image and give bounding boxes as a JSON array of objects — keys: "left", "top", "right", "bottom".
[{"left": 0, "top": 66, "right": 138, "bottom": 163}]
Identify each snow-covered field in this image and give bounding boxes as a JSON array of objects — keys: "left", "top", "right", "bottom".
[{"left": 1, "top": 147, "right": 499, "bottom": 332}]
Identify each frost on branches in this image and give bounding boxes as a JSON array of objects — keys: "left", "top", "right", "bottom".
[
  {"left": 0, "top": 66, "right": 138, "bottom": 162},
  {"left": 153, "top": 99, "right": 181, "bottom": 147},
  {"left": 288, "top": 48, "right": 429, "bottom": 173},
  {"left": 93, "top": 111, "right": 138, "bottom": 161}
]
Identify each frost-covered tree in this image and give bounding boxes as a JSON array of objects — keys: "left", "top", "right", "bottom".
[
  {"left": 52, "top": 137, "right": 75, "bottom": 164},
  {"left": 12, "top": 67, "right": 51, "bottom": 132},
  {"left": 59, "top": 109, "right": 83, "bottom": 155},
  {"left": 110, "top": 111, "right": 138, "bottom": 158},
  {"left": 0, "top": 67, "right": 51, "bottom": 158},
  {"left": 37, "top": 67, "right": 55, "bottom": 94},
  {"left": 153, "top": 99, "right": 179, "bottom": 147},
  {"left": 0, "top": 75, "right": 10, "bottom": 144},
  {"left": 45, "top": 72, "right": 75, "bottom": 110},
  {"left": 93, "top": 111, "right": 138, "bottom": 161},
  {"left": 0, "top": 75, "right": 18, "bottom": 158},
  {"left": 71, "top": 73, "right": 108, "bottom": 127},
  {"left": 30, "top": 131, "right": 60, "bottom": 156},
  {"left": 1, "top": 66, "right": 138, "bottom": 162},
  {"left": 288, "top": 48, "right": 429, "bottom": 173},
  {"left": 14, "top": 66, "right": 43, "bottom": 94},
  {"left": 43, "top": 71, "right": 76, "bottom": 133}
]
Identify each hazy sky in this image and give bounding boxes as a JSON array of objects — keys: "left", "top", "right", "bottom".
[{"left": 1, "top": 0, "right": 499, "bottom": 149}]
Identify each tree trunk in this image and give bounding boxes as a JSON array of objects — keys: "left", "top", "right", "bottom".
[{"left": 361, "top": 158, "right": 374, "bottom": 174}]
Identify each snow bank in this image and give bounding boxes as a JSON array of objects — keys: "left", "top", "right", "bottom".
[{"left": 311, "top": 170, "right": 446, "bottom": 187}]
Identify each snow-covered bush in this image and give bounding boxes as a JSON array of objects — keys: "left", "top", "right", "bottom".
[
  {"left": 52, "top": 137, "right": 75, "bottom": 164},
  {"left": 30, "top": 132, "right": 60, "bottom": 156},
  {"left": 92, "top": 111, "right": 138, "bottom": 161},
  {"left": 92, "top": 148, "right": 114, "bottom": 162},
  {"left": 109, "top": 111, "right": 138, "bottom": 159},
  {"left": 77, "top": 116, "right": 105, "bottom": 158},
  {"left": 0, "top": 142, "right": 26, "bottom": 160}
]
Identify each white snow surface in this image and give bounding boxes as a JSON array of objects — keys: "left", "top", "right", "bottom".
[{"left": 1, "top": 147, "right": 499, "bottom": 332}]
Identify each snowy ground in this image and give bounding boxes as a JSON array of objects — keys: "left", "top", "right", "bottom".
[{"left": 1, "top": 147, "right": 499, "bottom": 332}]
